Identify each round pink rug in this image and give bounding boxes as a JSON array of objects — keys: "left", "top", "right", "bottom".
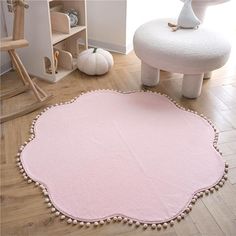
[{"left": 17, "top": 90, "right": 227, "bottom": 229}]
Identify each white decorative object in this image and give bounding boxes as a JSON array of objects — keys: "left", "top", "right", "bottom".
[
  {"left": 133, "top": 19, "right": 231, "bottom": 98},
  {"left": 178, "top": 0, "right": 201, "bottom": 29},
  {"left": 77, "top": 48, "right": 114, "bottom": 76},
  {"left": 180, "top": 0, "right": 230, "bottom": 21},
  {"left": 65, "top": 9, "right": 79, "bottom": 27},
  {"left": 168, "top": 0, "right": 201, "bottom": 31}
]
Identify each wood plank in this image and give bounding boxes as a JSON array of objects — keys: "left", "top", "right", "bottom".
[
  {"left": 203, "top": 191, "right": 236, "bottom": 236},
  {"left": 50, "top": 12, "right": 70, "bottom": 34},
  {"left": 218, "top": 182, "right": 236, "bottom": 217},
  {"left": 189, "top": 200, "right": 225, "bottom": 236},
  {"left": 174, "top": 215, "right": 201, "bottom": 236},
  {"left": 52, "top": 26, "right": 86, "bottom": 45},
  {"left": 0, "top": 85, "right": 30, "bottom": 100},
  {"left": 228, "top": 168, "right": 236, "bottom": 184},
  {"left": 0, "top": 38, "right": 29, "bottom": 51},
  {"left": 0, "top": 95, "right": 53, "bottom": 123}
]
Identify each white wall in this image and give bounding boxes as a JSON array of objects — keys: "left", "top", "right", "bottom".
[
  {"left": 87, "top": 0, "right": 127, "bottom": 53},
  {"left": 0, "top": 2, "right": 11, "bottom": 75},
  {"left": 126, "top": 0, "right": 182, "bottom": 53},
  {"left": 86, "top": 0, "right": 183, "bottom": 54}
]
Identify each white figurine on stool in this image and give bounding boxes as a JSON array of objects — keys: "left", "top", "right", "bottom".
[{"left": 168, "top": 0, "right": 201, "bottom": 31}]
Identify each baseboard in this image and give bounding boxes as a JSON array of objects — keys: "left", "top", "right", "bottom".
[
  {"left": 87, "top": 39, "right": 128, "bottom": 54},
  {"left": 0, "top": 61, "right": 12, "bottom": 76}
]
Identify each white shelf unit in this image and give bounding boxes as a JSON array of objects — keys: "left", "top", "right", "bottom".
[{"left": 3, "top": 0, "right": 88, "bottom": 83}]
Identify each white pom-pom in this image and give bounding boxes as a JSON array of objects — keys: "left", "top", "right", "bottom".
[
  {"left": 60, "top": 215, "right": 65, "bottom": 220},
  {"left": 39, "top": 185, "right": 45, "bottom": 189},
  {"left": 94, "top": 222, "right": 99, "bottom": 226},
  {"left": 128, "top": 220, "right": 133, "bottom": 225},
  {"left": 86, "top": 222, "right": 90, "bottom": 227},
  {"left": 163, "top": 222, "right": 168, "bottom": 228},
  {"left": 143, "top": 224, "right": 148, "bottom": 229},
  {"left": 79, "top": 222, "right": 84, "bottom": 226},
  {"left": 67, "top": 218, "right": 72, "bottom": 224},
  {"left": 157, "top": 224, "right": 162, "bottom": 230},
  {"left": 151, "top": 224, "right": 156, "bottom": 229},
  {"left": 55, "top": 211, "right": 60, "bottom": 216},
  {"left": 170, "top": 220, "right": 174, "bottom": 226},
  {"left": 135, "top": 221, "right": 140, "bottom": 227},
  {"left": 73, "top": 220, "right": 78, "bottom": 225},
  {"left": 177, "top": 216, "right": 181, "bottom": 221}
]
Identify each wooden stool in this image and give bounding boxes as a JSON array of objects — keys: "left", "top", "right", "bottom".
[{"left": 0, "top": 0, "right": 52, "bottom": 123}]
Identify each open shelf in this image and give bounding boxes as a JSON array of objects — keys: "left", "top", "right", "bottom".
[
  {"left": 54, "top": 58, "right": 77, "bottom": 82},
  {"left": 52, "top": 25, "right": 86, "bottom": 45},
  {"left": 3, "top": 0, "right": 87, "bottom": 82}
]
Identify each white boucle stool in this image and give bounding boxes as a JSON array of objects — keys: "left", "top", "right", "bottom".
[{"left": 133, "top": 19, "right": 231, "bottom": 98}]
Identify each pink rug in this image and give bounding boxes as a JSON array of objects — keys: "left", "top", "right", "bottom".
[{"left": 17, "top": 90, "right": 227, "bottom": 229}]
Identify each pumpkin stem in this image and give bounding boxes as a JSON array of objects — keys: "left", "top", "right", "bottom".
[{"left": 93, "top": 48, "right": 97, "bottom": 53}]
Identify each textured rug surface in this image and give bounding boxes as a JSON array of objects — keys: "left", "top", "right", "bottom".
[{"left": 20, "top": 90, "right": 226, "bottom": 225}]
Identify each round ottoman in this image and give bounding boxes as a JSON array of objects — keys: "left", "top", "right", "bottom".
[{"left": 133, "top": 19, "right": 231, "bottom": 98}]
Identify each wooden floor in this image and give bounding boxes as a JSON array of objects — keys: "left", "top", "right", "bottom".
[{"left": 1, "top": 44, "right": 236, "bottom": 235}]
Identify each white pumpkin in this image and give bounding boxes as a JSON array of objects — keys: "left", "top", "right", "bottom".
[{"left": 77, "top": 48, "right": 114, "bottom": 75}]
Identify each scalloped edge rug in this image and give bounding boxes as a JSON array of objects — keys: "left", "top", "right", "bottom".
[{"left": 16, "top": 90, "right": 228, "bottom": 230}]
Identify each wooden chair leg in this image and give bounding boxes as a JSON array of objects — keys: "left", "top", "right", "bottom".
[
  {"left": 33, "top": 81, "right": 48, "bottom": 98},
  {"left": 8, "top": 50, "right": 27, "bottom": 85},
  {"left": 9, "top": 50, "right": 43, "bottom": 102},
  {"left": 1, "top": 50, "right": 53, "bottom": 123}
]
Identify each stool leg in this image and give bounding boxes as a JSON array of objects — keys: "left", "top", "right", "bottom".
[
  {"left": 182, "top": 74, "right": 204, "bottom": 99},
  {"left": 203, "top": 71, "right": 212, "bottom": 79},
  {"left": 141, "top": 62, "right": 160, "bottom": 86}
]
